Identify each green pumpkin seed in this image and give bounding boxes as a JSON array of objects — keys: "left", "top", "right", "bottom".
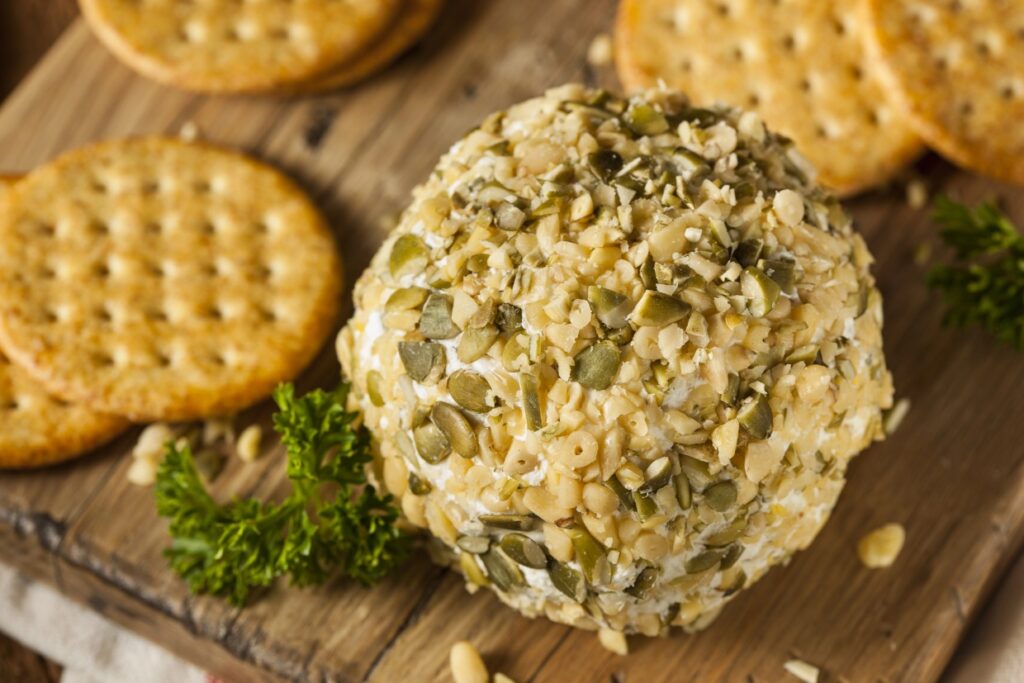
[
  {"left": 630, "top": 291, "right": 692, "bottom": 327},
  {"left": 449, "top": 370, "right": 498, "bottom": 413},
  {"left": 705, "top": 519, "right": 746, "bottom": 547},
  {"left": 480, "top": 548, "right": 525, "bottom": 591},
  {"left": 398, "top": 341, "right": 445, "bottom": 383},
  {"left": 385, "top": 287, "right": 429, "bottom": 312},
  {"left": 519, "top": 371, "right": 544, "bottom": 430},
  {"left": 678, "top": 453, "right": 713, "bottom": 491},
  {"left": 408, "top": 472, "right": 432, "bottom": 496},
  {"left": 486, "top": 140, "right": 510, "bottom": 156},
  {"left": 479, "top": 513, "right": 537, "bottom": 531},
  {"left": 674, "top": 473, "right": 692, "bottom": 509},
  {"left": 684, "top": 549, "right": 723, "bottom": 574},
  {"left": 639, "top": 255, "right": 657, "bottom": 290},
  {"left": 632, "top": 489, "right": 658, "bottom": 521},
  {"left": 502, "top": 332, "right": 530, "bottom": 372},
  {"left": 464, "top": 253, "right": 490, "bottom": 275},
  {"left": 388, "top": 234, "right": 429, "bottom": 278},
  {"left": 496, "top": 202, "right": 527, "bottom": 231},
  {"left": 624, "top": 104, "right": 670, "bottom": 136},
  {"left": 607, "top": 476, "right": 636, "bottom": 511},
  {"left": 193, "top": 448, "right": 224, "bottom": 482},
  {"left": 719, "top": 568, "right": 746, "bottom": 595},
  {"left": 499, "top": 533, "right": 547, "bottom": 569},
  {"left": 430, "top": 402, "right": 478, "bottom": 459},
  {"left": 625, "top": 566, "right": 659, "bottom": 599},
  {"left": 548, "top": 561, "right": 586, "bottom": 603},
  {"left": 760, "top": 258, "right": 797, "bottom": 294},
  {"left": 457, "top": 325, "right": 499, "bottom": 363},
  {"left": 566, "top": 526, "right": 607, "bottom": 584},
  {"left": 420, "top": 293, "right": 460, "bottom": 339},
  {"left": 720, "top": 544, "right": 744, "bottom": 570},
  {"left": 603, "top": 324, "right": 634, "bottom": 346},
  {"left": 643, "top": 456, "right": 673, "bottom": 492},
  {"left": 478, "top": 180, "right": 515, "bottom": 205},
  {"left": 366, "top": 370, "right": 385, "bottom": 407},
  {"left": 721, "top": 372, "right": 740, "bottom": 406},
  {"left": 497, "top": 478, "right": 520, "bottom": 500},
  {"left": 531, "top": 196, "right": 565, "bottom": 219},
  {"left": 456, "top": 535, "right": 491, "bottom": 554},
  {"left": 588, "top": 149, "right": 623, "bottom": 181},
  {"left": 732, "top": 239, "right": 763, "bottom": 267},
  {"left": 413, "top": 422, "right": 450, "bottom": 464},
  {"left": 737, "top": 394, "right": 772, "bottom": 440},
  {"left": 460, "top": 552, "right": 489, "bottom": 587},
  {"left": 703, "top": 480, "right": 737, "bottom": 512},
  {"left": 588, "top": 286, "right": 631, "bottom": 329},
  {"left": 496, "top": 303, "right": 523, "bottom": 334},
  {"left": 741, "top": 266, "right": 781, "bottom": 317},
  {"left": 571, "top": 341, "right": 621, "bottom": 390}
]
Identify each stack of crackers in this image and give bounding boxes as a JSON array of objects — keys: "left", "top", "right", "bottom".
[
  {"left": 79, "top": 0, "right": 442, "bottom": 94},
  {"left": 0, "top": 138, "right": 341, "bottom": 469},
  {"left": 615, "top": 0, "right": 1024, "bottom": 193}
]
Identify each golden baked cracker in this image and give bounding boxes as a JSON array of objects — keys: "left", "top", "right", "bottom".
[
  {"left": 615, "top": 0, "right": 923, "bottom": 195},
  {"left": 863, "top": 0, "right": 1024, "bottom": 185},
  {"left": 78, "top": 0, "right": 401, "bottom": 93},
  {"left": 289, "top": 0, "right": 442, "bottom": 94},
  {"left": 0, "top": 176, "right": 128, "bottom": 469},
  {"left": 0, "top": 138, "right": 343, "bottom": 422}
]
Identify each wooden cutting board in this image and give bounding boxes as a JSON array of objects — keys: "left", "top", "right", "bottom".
[{"left": 2, "top": 2, "right": 1024, "bottom": 681}]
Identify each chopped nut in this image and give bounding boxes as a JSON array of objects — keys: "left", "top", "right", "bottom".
[
  {"left": 236, "top": 424, "right": 262, "bottom": 462},
  {"left": 783, "top": 659, "right": 820, "bottom": 683},
  {"left": 597, "top": 628, "right": 628, "bottom": 656},
  {"left": 857, "top": 523, "right": 905, "bottom": 568},
  {"left": 587, "top": 33, "right": 613, "bottom": 67},
  {"left": 450, "top": 641, "right": 489, "bottom": 683}
]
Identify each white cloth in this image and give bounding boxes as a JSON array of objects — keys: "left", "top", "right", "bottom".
[{"left": 0, "top": 563, "right": 204, "bottom": 683}]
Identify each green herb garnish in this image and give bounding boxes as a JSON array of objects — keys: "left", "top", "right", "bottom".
[
  {"left": 927, "top": 197, "right": 1024, "bottom": 350},
  {"left": 155, "top": 383, "right": 407, "bottom": 606}
]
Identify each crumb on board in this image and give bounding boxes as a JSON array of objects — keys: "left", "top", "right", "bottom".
[
  {"left": 449, "top": 640, "right": 488, "bottom": 683},
  {"left": 598, "top": 628, "right": 629, "bottom": 656},
  {"left": 587, "top": 33, "right": 613, "bottom": 66},
  {"left": 179, "top": 120, "right": 200, "bottom": 141},
  {"left": 858, "top": 523, "right": 906, "bottom": 569},
  {"left": 906, "top": 178, "right": 928, "bottom": 209},
  {"left": 883, "top": 397, "right": 911, "bottom": 436},
  {"left": 236, "top": 424, "right": 263, "bottom": 462},
  {"left": 784, "top": 658, "right": 820, "bottom": 683}
]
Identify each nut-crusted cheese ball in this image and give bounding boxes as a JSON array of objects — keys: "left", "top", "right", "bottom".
[{"left": 338, "top": 85, "right": 894, "bottom": 635}]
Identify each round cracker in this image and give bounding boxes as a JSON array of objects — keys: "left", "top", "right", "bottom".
[
  {"left": 0, "top": 176, "right": 127, "bottom": 469},
  {"left": 863, "top": 0, "right": 1024, "bottom": 185},
  {"left": 288, "top": 0, "right": 442, "bottom": 94},
  {"left": 79, "top": 0, "right": 401, "bottom": 93},
  {"left": 615, "top": 0, "right": 923, "bottom": 195},
  {"left": 0, "top": 138, "right": 343, "bottom": 422}
]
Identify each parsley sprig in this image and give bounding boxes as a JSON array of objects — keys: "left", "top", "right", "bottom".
[
  {"left": 927, "top": 197, "right": 1024, "bottom": 351},
  {"left": 155, "top": 384, "right": 407, "bottom": 606}
]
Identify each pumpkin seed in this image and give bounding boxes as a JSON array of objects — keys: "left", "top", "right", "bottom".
[
  {"left": 624, "top": 104, "right": 670, "bottom": 136},
  {"left": 643, "top": 456, "right": 673, "bottom": 492},
  {"left": 703, "top": 481, "right": 737, "bottom": 512},
  {"left": 719, "top": 568, "right": 746, "bottom": 595},
  {"left": 464, "top": 253, "right": 490, "bottom": 275},
  {"left": 478, "top": 180, "right": 515, "bottom": 205},
  {"left": 566, "top": 526, "right": 607, "bottom": 584},
  {"left": 674, "top": 473, "right": 692, "bottom": 509},
  {"left": 684, "top": 550, "right": 723, "bottom": 574},
  {"left": 496, "top": 202, "right": 527, "bottom": 230},
  {"left": 721, "top": 372, "right": 740, "bottom": 406},
  {"left": 732, "top": 239, "right": 763, "bottom": 267},
  {"left": 571, "top": 341, "right": 621, "bottom": 390},
  {"left": 607, "top": 476, "right": 636, "bottom": 511},
  {"left": 705, "top": 519, "right": 746, "bottom": 547},
  {"left": 499, "top": 533, "right": 547, "bottom": 569},
  {"left": 741, "top": 267, "right": 780, "bottom": 317},
  {"left": 678, "top": 453, "right": 713, "bottom": 491},
  {"left": 603, "top": 324, "right": 634, "bottom": 346},
  {"left": 457, "top": 325, "right": 499, "bottom": 363},
  {"left": 420, "top": 293, "right": 460, "bottom": 339},
  {"left": 588, "top": 286, "right": 631, "bottom": 329},
  {"left": 460, "top": 552, "right": 489, "bottom": 587},
  {"left": 625, "top": 566, "right": 659, "bottom": 599},
  {"left": 193, "top": 448, "right": 224, "bottom": 482},
  {"left": 531, "top": 196, "right": 565, "bottom": 219},
  {"left": 786, "top": 344, "right": 819, "bottom": 364},
  {"left": 413, "top": 422, "right": 450, "bottom": 464},
  {"left": 639, "top": 255, "right": 657, "bottom": 290},
  {"left": 630, "top": 291, "right": 692, "bottom": 327},
  {"left": 468, "top": 300, "right": 497, "bottom": 328},
  {"left": 398, "top": 341, "right": 445, "bottom": 383},
  {"left": 737, "top": 394, "right": 772, "bottom": 440},
  {"left": 366, "top": 370, "right": 385, "bottom": 407},
  {"left": 430, "top": 402, "right": 478, "bottom": 458},
  {"left": 449, "top": 370, "right": 498, "bottom": 413},
  {"left": 408, "top": 472, "right": 432, "bottom": 495},
  {"left": 588, "top": 149, "right": 623, "bottom": 181},
  {"left": 388, "top": 234, "right": 429, "bottom": 278},
  {"left": 720, "top": 544, "right": 744, "bottom": 570},
  {"left": 548, "top": 561, "right": 587, "bottom": 603},
  {"left": 479, "top": 513, "right": 537, "bottom": 531},
  {"left": 480, "top": 548, "right": 525, "bottom": 591},
  {"left": 457, "top": 535, "right": 491, "bottom": 554},
  {"left": 497, "top": 478, "right": 520, "bottom": 500},
  {"left": 760, "top": 258, "right": 797, "bottom": 294},
  {"left": 495, "top": 303, "right": 524, "bottom": 333},
  {"left": 519, "top": 371, "right": 544, "bottom": 430},
  {"left": 385, "top": 287, "right": 429, "bottom": 312},
  {"left": 632, "top": 489, "right": 658, "bottom": 521}
]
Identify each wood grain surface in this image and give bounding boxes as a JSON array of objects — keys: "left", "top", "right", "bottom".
[{"left": 1, "top": 2, "right": 1024, "bottom": 682}]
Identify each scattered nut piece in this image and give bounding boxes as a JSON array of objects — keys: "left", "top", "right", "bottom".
[
  {"left": 858, "top": 523, "right": 906, "bottom": 568},
  {"left": 882, "top": 398, "right": 910, "bottom": 436},
  {"left": 126, "top": 457, "right": 158, "bottom": 486},
  {"left": 450, "top": 640, "right": 488, "bottom": 683},
  {"left": 587, "top": 33, "right": 613, "bottom": 67},
  {"left": 203, "top": 416, "right": 235, "bottom": 446},
  {"left": 178, "top": 120, "right": 200, "bottom": 142},
  {"left": 132, "top": 422, "right": 177, "bottom": 461},
  {"left": 597, "top": 628, "right": 628, "bottom": 656},
  {"left": 905, "top": 179, "right": 928, "bottom": 210},
  {"left": 236, "top": 424, "right": 263, "bottom": 462},
  {"left": 494, "top": 674, "right": 518, "bottom": 683},
  {"left": 783, "top": 659, "right": 820, "bottom": 683}
]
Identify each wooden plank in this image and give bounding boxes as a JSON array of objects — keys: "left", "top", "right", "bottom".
[{"left": 0, "top": 1, "right": 1023, "bottom": 681}]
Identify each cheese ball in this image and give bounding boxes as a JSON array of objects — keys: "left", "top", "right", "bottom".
[{"left": 337, "top": 85, "right": 894, "bottom": 635}]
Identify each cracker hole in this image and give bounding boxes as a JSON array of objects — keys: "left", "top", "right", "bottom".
[
  {"left": 747, "top": 93, "right": 761, "bottom": 107},
  {"left": 731, "top": 45, "right": 744, "bottom": 62},
  {"left": 259, "top": 306, "right": 278, "bottom": 323},
  {"left": 867, "top": 110, "right": 880, "bottom": 127},
  {"left": 156, "top": 351, "right": 173, "bottom": 368},
  {"left": 959, "top": 101, "right": 974, "bottom": 117},
  {"left": 205, "top": 304, "right": 225, "bottom": 321},
  {"left": 815, "top": 124, "right": 830, "bottom": 139},
  {"left": 680, "top": 59, "right": 693, "bottom": 73},
  {"left": 257, "top": 263, "right": 274, "bottom": 280},
  {"left": 201, "top": 220, "right": 217, "bottom": 236},
  {"left": 850, "top": 65, "right": 864, "bottom": 81},
  {"left": 95, "top": 305, "right": 113, "bottom": 324},
  {"left": 147, "top": 261, "right": 166, "bottom": 278},
  {"left": 145, "top": 307, "right": 169, "bottom": 322},
  {"left": 714, "top": 2, "right": 730, "bottom": 16},
  {"left": 202, "top": 262, "right": 218, "bottom": 277},
  {"left": 950, "top": 0, "right": 963, "bottom": 13},
  {"left": 94, "top": 262, "right": 111, "bottom": 279},
  {"left": 226, "top": 25, "right": 242, "bottom": 42},
  {"left": 799, "top": 78, "right": 811, "bottom": 93},
  {"left": 91, "top": 178, "right": 110, "bottom": 195},
  {"left": 42, "top": 307, "right": 59, "bottom": 324},
  {"left": 40, "top": 264, "right": 57, "bottom": 280},
  {"left": 90, "top": 220, "right": 111, "bottom": 237},
  {"left": 269, "top": 26, "right": 290, "bottom": 41},
  {"left": 3, "top": 398, "right": 21, "bottom": 411},
  {"left": 782, "top": 34, "right": 796, "bottom": 51},
  {"left": 36, "top": 222, "right": 56, "bottom": 238},
  {"left": 141, "top": 179, "right": 160, "bottom": 195},
  {"left": 975, "top": 40, "right": 991, "bottom": 57},
  {"left": 832, "top": 18, "right": 847, "bottom": 36},
  {"left": 194, "top": 179, "right": 213, "bottom": 194},
  {"left": 93, "top": 351, "right": 116, "bottom": 368},
  {"left": 145, "top": 220, "right": 162, "bottom": 235}
]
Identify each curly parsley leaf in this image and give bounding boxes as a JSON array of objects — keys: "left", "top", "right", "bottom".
[
  {"left": 927, "top": 197, "right": 1024, "bottom": 351},
  {"left": 155, "top": 383, "right": 408, "bottom": 606}
]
